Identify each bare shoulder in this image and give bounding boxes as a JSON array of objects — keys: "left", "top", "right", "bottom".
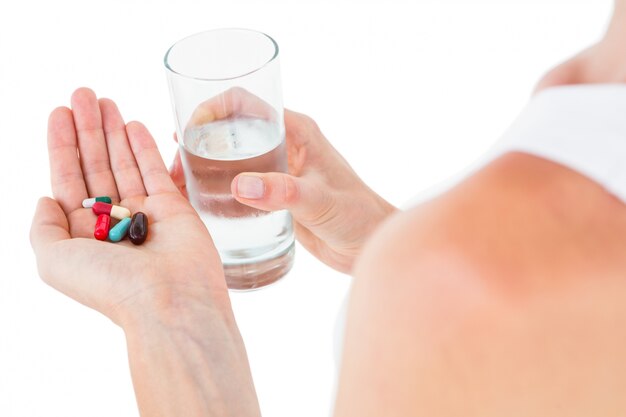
[
  {"left": 334, "top": 152, "right": 626, "bottom": 417},
  {"left": 352, "top": 152, "right": 626, "bottom": 298}
]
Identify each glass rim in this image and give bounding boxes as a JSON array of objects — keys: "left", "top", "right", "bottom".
[{"left": 164, "top": 28, "right": 279, "bottom": 82}]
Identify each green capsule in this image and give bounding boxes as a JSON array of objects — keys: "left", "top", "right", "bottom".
[
  {"left": 108, "top": 217, "right": 131, "bottom": 242},
  {"left": 82, "top": 196, "right": 112, "bottom": 208}
]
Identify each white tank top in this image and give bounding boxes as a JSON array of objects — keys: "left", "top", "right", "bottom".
[
  {"left": 494, "top": 84, "right": 626, "bottom": 203},
  {"left": 404, "top": 84, "right": 626, "bottom": 209}
]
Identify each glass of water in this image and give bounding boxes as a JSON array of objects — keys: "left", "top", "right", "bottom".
[{"left": 164, "top": 28, "right": 295, "bottom": 290}]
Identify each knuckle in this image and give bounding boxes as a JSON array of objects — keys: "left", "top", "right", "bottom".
[
  {"left": 286, "top": 111, "right": 320, "bottom": 136},
  {"left": 53, "top": 170, "right": 84, "bottom": 186},
  {"left": 229, "top": 86, "right": 246, "bottom": 96},
  {"left": 82, "top": 159, "right": 112, "bottom": 176},
  {"left": 112, "top": 157, "right": 138, "bottom": 173},
  {"left": 281, "top": 175, "right": 300, "bottom": 206},
  {"left": 300, "top": 114, "right": 320, "bottom": 132}
]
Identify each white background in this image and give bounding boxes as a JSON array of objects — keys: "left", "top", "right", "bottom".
[{"left": 0, "top": 0, "right": 613, "bottom": 416}]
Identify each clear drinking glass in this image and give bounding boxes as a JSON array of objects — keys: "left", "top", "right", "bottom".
[{"left": 164, "top": 29, "right": 295, "bottom": 290}]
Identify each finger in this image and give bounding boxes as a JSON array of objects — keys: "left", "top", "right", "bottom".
[
  {"left": 48, "top": 106, "right": 89, "bottom": 213},
  {"left": 169, "top": 150, "right": 187, "bottom": 198},
  {"left": 30, "top": 197, "right": 71, "bottom": 254},
  {"left": 126, "top": 121, "right": 179, "bottom": 195},
  {"left": 189, "top": 87, "right": 277, "bottom": 127},
  {"left": 71, "top": 87, "right": 120, "bottom": 200},
  {"left": 232, "top": 172, "right": 334, "bottom": 225},
  {"left": 99, "top": 98, "right": 147, "bottom": 199}
]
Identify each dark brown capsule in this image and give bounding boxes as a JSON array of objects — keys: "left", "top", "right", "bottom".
[{"left": 129, "top": 212, "right": 148, "bottom": 245}]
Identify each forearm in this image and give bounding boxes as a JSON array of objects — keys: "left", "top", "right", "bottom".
[{"left": 121, "top": 292, "right": 261, "bottom": 417}]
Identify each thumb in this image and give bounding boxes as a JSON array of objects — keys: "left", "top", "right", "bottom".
[
  {"left": 30, "top": 197, "right": 74, "bottom": 287},
  {"left": 30, "top": 197, "right": 125, "bottom": 318},
  {"left": 232, "top": 173, "right": 333, "bottom": 225},
  {"left": 30, "top": 197, "right": 70, "bottom": 254}
]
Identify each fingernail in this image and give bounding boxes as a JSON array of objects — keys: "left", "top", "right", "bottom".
[{"left": 237, "top": 175, "right": 264, "bottom": 199}]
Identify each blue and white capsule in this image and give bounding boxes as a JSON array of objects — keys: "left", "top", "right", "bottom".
[{"left": 108, "top": 217, "right": 131, "bottom": 242}]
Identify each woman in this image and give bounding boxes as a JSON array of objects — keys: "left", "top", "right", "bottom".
[{"left": 31, "top": 1, "right": 626, "bottom": 415}]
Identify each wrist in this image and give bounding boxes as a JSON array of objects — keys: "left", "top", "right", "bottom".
[
  {"left": 120, "top": 289, "right": 239, "bottom": 350},
  {"left": 118, "top": 281, "right": 261, "bottom": 417},
  {"left": 112, "top": 279, "right": 234, "bottom": 333}
]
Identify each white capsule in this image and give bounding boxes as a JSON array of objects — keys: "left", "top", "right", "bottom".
[{"left": 111, "top": 205, "right": 131, "bottom": 220}]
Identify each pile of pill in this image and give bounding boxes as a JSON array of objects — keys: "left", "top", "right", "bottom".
[{"left": 83, "top": 196, "right": 148, "bottom": 245}]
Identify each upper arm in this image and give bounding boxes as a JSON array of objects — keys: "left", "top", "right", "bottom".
[{"left": 334, "top": 205, "right": 498, "bottom": 417}]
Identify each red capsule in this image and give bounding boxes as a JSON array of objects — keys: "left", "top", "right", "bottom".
[
  {"left": 92, "top": 202, "right": 131, "bottom": 220},
  {"left": 94, "top": 214, "right": 111, "bottom": 241},
  {"left": 129, "top": 212, "right": 148, "bottom": 245}
]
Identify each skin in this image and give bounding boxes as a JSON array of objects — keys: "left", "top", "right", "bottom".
[
  {"left": 336, "top": 153, "right": 626, "bottom": 416},
  {"left": 30, "top": 1, "right": 626, "bottom": 415}
]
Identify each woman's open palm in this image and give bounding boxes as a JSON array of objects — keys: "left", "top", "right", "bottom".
[{"left": 30, "top": 88, "right": 226, "bottom": 324}]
